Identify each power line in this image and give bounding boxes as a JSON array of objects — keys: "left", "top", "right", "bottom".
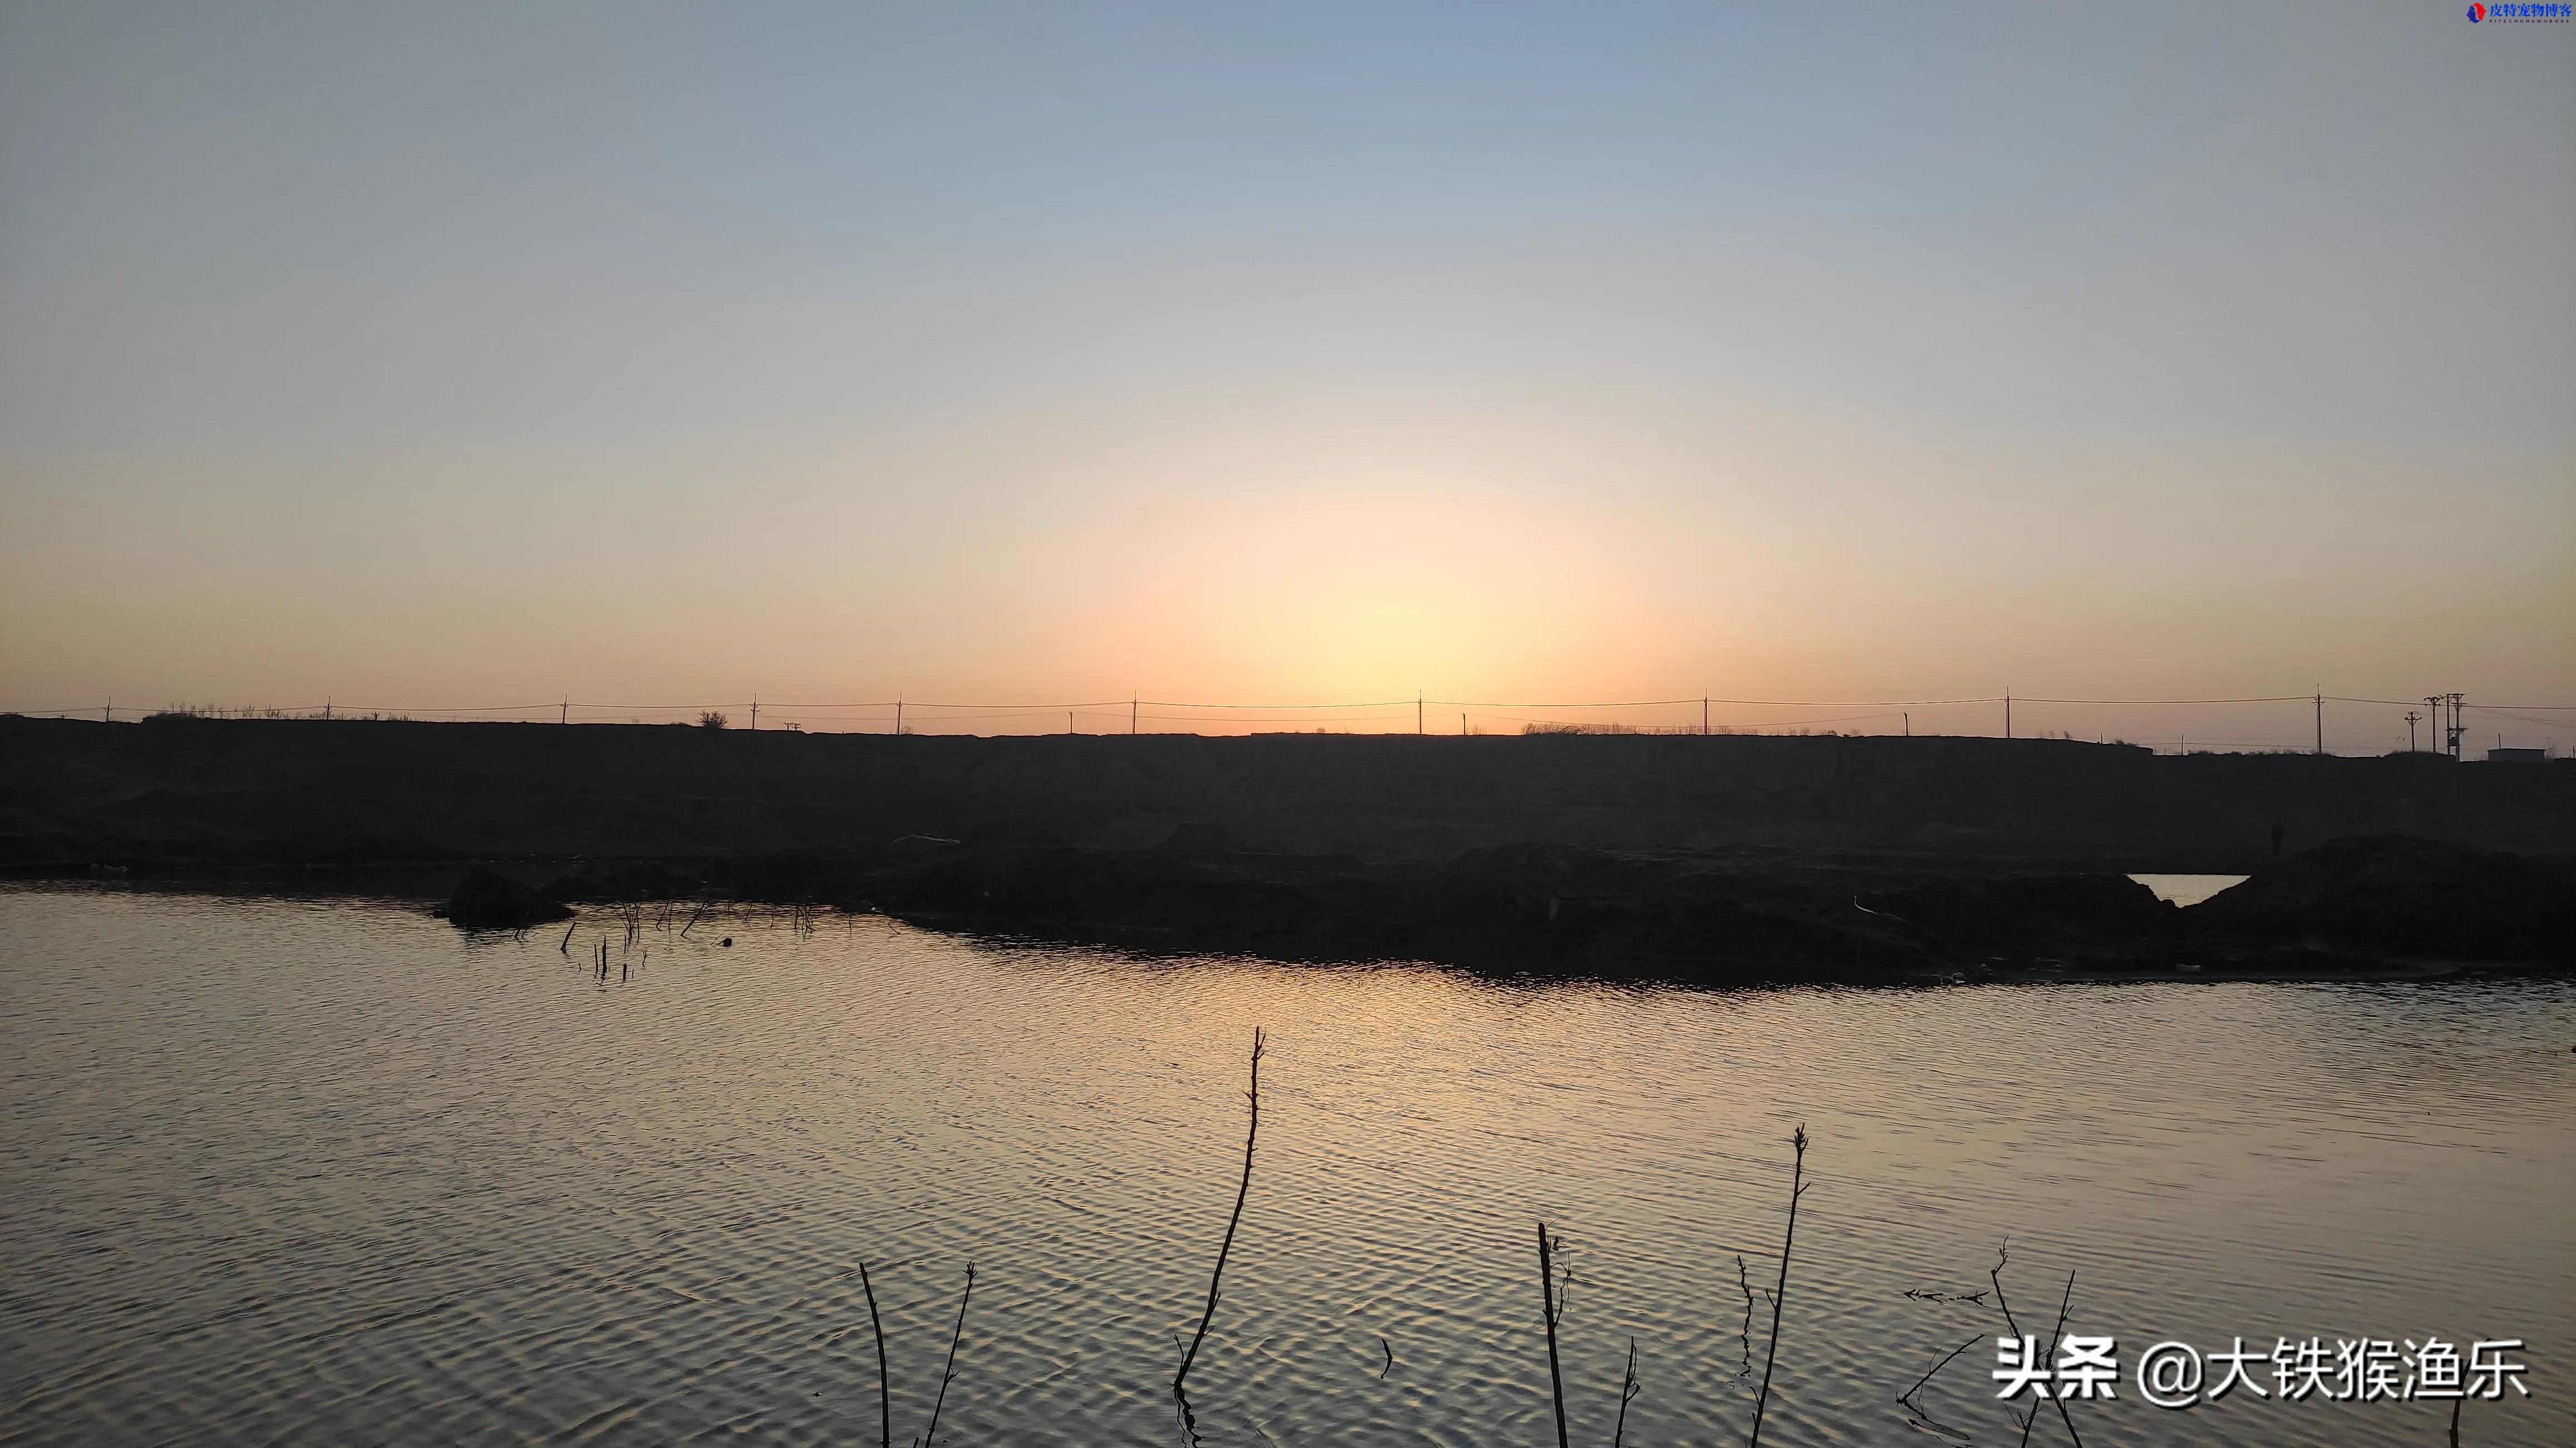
[
  {"left": 1480, "top": 709, "right": 1902, "bottom": 729},
  {"left": 16, "top": 689, "right": 2572, "bottom": 735},
  {"left": 2018, "top": 695, "right": 2314, "bottom": 706},
  {"left": 2330, "top": 695, "right": 2576, "bottom": 711},
  {"left": 2467, "top": 709, "right": 2576, "bottom": 731},
  {"left": 1138, "top": 698, "right": 1418, "bottom": 711},
  {"left": 1426, "top": 695, "right": 2004, "bottom": 708}
]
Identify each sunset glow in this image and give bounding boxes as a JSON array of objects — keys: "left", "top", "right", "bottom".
[{"left": 1, "top": 3, "right": 2567, "bottom": 750}]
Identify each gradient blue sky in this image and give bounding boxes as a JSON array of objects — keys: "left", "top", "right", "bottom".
[{"left": 2, "top": 2, "right": 2569, "bottom": 745}]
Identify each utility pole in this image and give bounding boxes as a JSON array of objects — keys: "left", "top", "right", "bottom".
[
  {"left": 895, "top": 696, "right": 903, "bottom": 736},
  {"left": 1131, "top": 694, "right": 1138, "bottom": 735},
  {"left": 2405, "top": 711, "right": 2421, "bottom": 752},
  {"left": 1702, "top": 697, "right": 1710, "bottom": 736},
  {"left": 2314, "top": 693, "right": 2323, "bottom": 756},
  {"left": 1461, "top": 712, "right": 1467, "bottom": 735},
  {"left": 1417, "top": 694, "right": 1423, "bottom": 735},
  {"left": 2447, "top": 692, "right": 2466, "bottom": 759},
  {"left": 104, "top": 699, "right": 111, "bottom": 725},
  {"left": 324, "top": 697, "right": 332, "bottom": 721},
  {"left": 1903, "top": 711, "right": 1910, "bottom": 737},
  {"left": 2004, "top": 690, "right": 2012, "bottom": 740},
  {"left": 561, "top": 696, "right": 569, "bottom": 725}
]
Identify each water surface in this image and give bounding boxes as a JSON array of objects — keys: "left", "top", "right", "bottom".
[
  {"left": 2129, "top": 873, "right": 2248, "bottom": 907},
  {"left": 2, "top": 885, "right": 2567, "bottom": 1446}
]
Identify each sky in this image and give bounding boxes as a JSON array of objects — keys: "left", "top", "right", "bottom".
[{"left": 2, "top": 1, "right": 2569, "bottom": 748}]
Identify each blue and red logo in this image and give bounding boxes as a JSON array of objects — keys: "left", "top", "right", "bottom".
[{"left": 2468, "top": 3, "right": 2485, "bottom": 17}]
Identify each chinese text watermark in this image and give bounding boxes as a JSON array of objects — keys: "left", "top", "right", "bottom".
[{"left": 1992, "top": 1335, "right": 2530, "bottom": 1410}]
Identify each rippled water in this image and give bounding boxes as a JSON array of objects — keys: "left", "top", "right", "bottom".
[{"left": 2, "top": 885, "right": 2568, "bottom": 1447}]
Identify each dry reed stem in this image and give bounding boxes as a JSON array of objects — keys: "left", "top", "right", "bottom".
[
  {"left": 1899, "top": 1333, "right": 1983, "bottom": 1407},
  {"left": 920, "top": 1264, "right": 973, "bottom": 1448},
  {"left": 1612, "top": 1335, "right": 1642, "bottom": 1448},
  {"left": 2025, "top": 1269, "right": 2085, "bottom": 1448},
  {"left": 1173, "top": 1027, "right": 1265, "bottom": 1398},
  {"left": 1989, "top": 1244, "right": 2085, "bottom": 1448},
  {"left": 860, "top": 1261, "right": 890, "bottom": 1448},
  {"left": 1536, "top": 1221, "right": 1569, "bottom": 1448},
  {"left": 1735, "top": 1254, "right": 1756, "bottom": 1378},
  {"left": 1746, "top": 1124, "right": 1808, "bottom": 1448}
]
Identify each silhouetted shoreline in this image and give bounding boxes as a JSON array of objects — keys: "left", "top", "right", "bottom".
[
  {"left": 7, "top": 713, "right": 2570, "bottom": 870},
  {"left": 7, "top": 715, "right": 2568, "bottom": 984},
  {"left": 566, "top": 833, "right": 2574, "bottom": 982}
]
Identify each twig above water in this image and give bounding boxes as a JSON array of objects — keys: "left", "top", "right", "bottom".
[
  {"left": 2028, "top": 1270, "right": 2085, "bottom": 1448},
  {"left": 1173, "top": 1027, "right": 1265, "bottom": 1400},
  {"left": 1612, "top": 1336, "right": 1642, "bottom": 1448},
  {"left": 1735, "top": 1254, "right": 1757, "bottom": 1378},
  {"left": 860, "top": 1261, "right": 890, "bottom": 1448},
  {"left": 1536, "top": 1221, "right": 1569, "bottom": 1448},
  {"left": 1899, "top": 1334, "right": 1984, "bottom": 1408},
  {"left": 1989, "top": 1241, "right": 2021, "bottom": 1337},
  {"left": 1989, "top": 1244, "right": 2085, "bottom": 1448},
  {"left": 1747, "top": 1123, "right": 1809, "bottom": 1448},
  {"left": 921, "top": 1263, "right": 973, "bottom": 1448}
]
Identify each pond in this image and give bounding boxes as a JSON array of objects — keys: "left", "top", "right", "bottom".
[{"left": 2, "top": 884, "right": 2567, "bottom": 1446}]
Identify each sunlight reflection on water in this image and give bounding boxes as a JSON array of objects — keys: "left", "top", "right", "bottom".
[
  {"left": 2129, "top": 873, "right": 2250, "bottom": 907},
  {"left": 2, "top": 885, "right": 2568, "bottom": 1447}
]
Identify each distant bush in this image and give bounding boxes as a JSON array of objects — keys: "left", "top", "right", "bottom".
[
  {"left": 699, "top": 711, "right": 729, "bottom": 730},
  {"left": 141, "top": 704, "right": 407, "bottom": 722}
]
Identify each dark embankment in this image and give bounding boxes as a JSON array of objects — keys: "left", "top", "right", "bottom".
[
  {"left": 2192, "top": 834, "right": 2576, "bottom": 967},
  {"left": 838, "top": 840, "right": 2196, "bottom": 981},
  {"left": 434, "top": 865, "right": 573, "bottom": 929},
  {"left": 481, "top": 833, "right": 2564, "bottom": 984},
  {"left": 5, "top": 713, "right": 2570, "bottom": 870}
]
